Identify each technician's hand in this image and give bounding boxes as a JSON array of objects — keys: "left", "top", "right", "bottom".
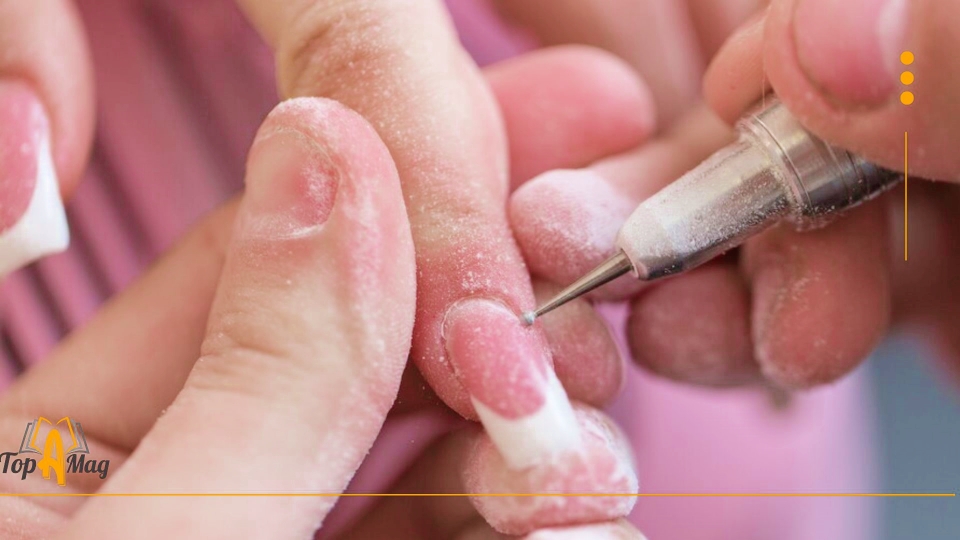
[
  {"left": 511, "top": 0, "right": 960, "bottom": 390},
  {"left": 701, "top": 0, "right": 960, "bottom": 382}
]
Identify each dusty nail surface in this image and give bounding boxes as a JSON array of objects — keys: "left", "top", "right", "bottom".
[
  {"left": 793, "top": 0, "right": 906, "bottom": 105},
  {"left": 465, "top": 405, "right": 639, "bottom": 535},
  {"left": 444, "top": 298, "right": 580, "bottom": 469},
  {"left": 238, "top": 127, "right": 340, "bottom": 239},
  {"left": 0, "top": 81, "right": 68, "bottom": 276}
]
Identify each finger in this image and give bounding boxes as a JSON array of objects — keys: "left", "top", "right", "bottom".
[
  {"left": 338, "top": 430, "right": 480, "bottom": 539},
  {"left": 0, "top": 0, "right": 94, "bottom": 276},
  {"left": 494, "top": 0, "right": 705, "bottom": 125},
  {"left": 2, "top": 48, "right": 662, "bottom": 449},
  {"left": 345, "top": 405, "right": 639, "bottom": 538},
  {"left": 236, "top": 0, "right": 587, "bottom": 472},
  {"left": 887, "top": 183, "right": 960, "bottom": 380},
  {"left": 60, "top": 98, "right": 416, "bottom": 539},
  {"left": 455, "top": 519, "right": 648, "bottom": 540},
  {"left": 532, "top": 280, "right": 623, "bottom": 407},
  {"left": 685, "top": 0, "right": 764, "bottom": 60},
  {"left": 627, "top": 262, "right": 760, "bottom": 386},
  {"left": 465, "top": 404, "right": 638, "bottom": 536},
  {"left": 705, "top": 0, "right": 960, "bottom": 180},
  {"left": 743, "top": 201, "right": 892, "bottom": 388},
  {"left": 486, "top": 45, "right": 657, "bottom": 189},
  {"left": 702, "top": 11, "right": 769, "bottom": 124},
  {"left": 510, "top": 105, "right": 734, "bottom": 301},
  {"left": 521, "top": 520, "right": 648, "bottom": 540}
]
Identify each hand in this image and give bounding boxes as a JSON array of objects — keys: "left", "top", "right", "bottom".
[
  {"left": 0, "top": 0, "right": 92, "bottom": 275},
  {"left": 4, "top": 0, "right": 647, "bottom": 532},
  {"left": 702, "top": 0, "right": 960, "bottom": 381},
  {"left": 510, "top": 0, "right": 960, "bottom": 390},
  {"left": 0, "top": 44, "right": 652, "bottom": 537},
  {"left": 0, "top": 0, "right": 655, "bottom": 495}
]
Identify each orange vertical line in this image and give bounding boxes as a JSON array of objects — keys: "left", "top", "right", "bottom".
[{"left": 904, "top": 131, "right": 908, "bottom": 261}]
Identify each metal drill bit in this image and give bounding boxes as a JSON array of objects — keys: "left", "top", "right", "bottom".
[
  {"left": 523, "top": 98, "right": 901, "bottom": 327},
  {"left": 522, "top": 250, "right": 633, "bottom": 325}
]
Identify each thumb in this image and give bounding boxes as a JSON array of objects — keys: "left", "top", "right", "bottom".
[
  {"left": 705, "top": 0, "right": 959, "bottom": 180},
  {"left": 59, "top": 98, "right": 416, "bottom": 539}
]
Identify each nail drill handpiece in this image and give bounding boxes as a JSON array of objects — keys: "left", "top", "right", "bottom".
[{"left": 525, "top": 98, "right": 902, "bottom": 324}]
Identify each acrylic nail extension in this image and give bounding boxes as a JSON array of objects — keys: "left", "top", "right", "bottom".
[
  {"left": 0, "top": 81, "right": 69, "bottom": 276},
  {"left": 443, "top": 298, "right": 580, "bottom": 469}
]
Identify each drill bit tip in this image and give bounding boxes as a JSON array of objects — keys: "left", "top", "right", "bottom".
[
  {"left": 526, "top": 251, "right": 633, "bottom": 321},
  {"left": 521, "top": 311, "right": 536, "bottom": 326}
]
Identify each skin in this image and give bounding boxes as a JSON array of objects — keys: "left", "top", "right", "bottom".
[
  {"left": 508, "top": 0, "right": 960, "bottom": 389},
  {"left": 0, "top": 48, "right": 651, "bottom": 536},
  {"left": 5, "top": 0, "right": 958, "bottom": 534}
]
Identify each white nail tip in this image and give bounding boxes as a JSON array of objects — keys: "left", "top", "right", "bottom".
[
  {"left": 527, "top": 523, "right": 648, "bottom": 540},
  {"left": 471, "top": 370, "right": 581, "bottom": 470},
  {"left": 0, "top": 136, "right": 69, "bottom": 277}
]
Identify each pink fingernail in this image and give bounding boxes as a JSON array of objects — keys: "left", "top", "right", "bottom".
[
  {"left": 443, "top": 298, "right": 580, "bottom": 469},
  {"left": 0, "top": 81, "right": 69, "bottom": 276},
  {"left": 793, "top": 0, "right": 907, "bottom": 105},
  {"left": 238, "top": 127, "right": 340, "bottom": 239}
]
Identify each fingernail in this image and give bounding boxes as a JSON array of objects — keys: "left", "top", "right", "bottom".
[
  {"left": 443, "top": 298, "right": 580, "bottom": 469},
  {"left": 793, "top": 0, "right": 907, "bottom": 105},
  {"left": 238, "top": 127, "right": 340, "bottom": 239},
  {"left": 0, "top": 81, "right": 69, "bottom": 276}
]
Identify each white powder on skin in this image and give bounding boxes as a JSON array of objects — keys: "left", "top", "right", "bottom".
[{"left": 511, "top": 169, "right": 639, "bottom": 298}]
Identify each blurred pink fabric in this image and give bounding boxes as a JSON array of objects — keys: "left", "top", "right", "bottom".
[{"left": 0, "top": 0, "right": 877, "bottom": 537}]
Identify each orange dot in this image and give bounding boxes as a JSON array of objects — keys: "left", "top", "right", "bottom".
[
  {"left": 901, "top": 51, "right": 914, "bottom": 65},
  {"left": 901, "top": 71, "right": 914, "bottom": 85},
  {"left": 900, "top": 91, "right": 915, "bottom": 105}
]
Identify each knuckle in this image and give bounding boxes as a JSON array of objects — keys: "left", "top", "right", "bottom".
[
  {"left": 275, "top": 0, "right": 416, "bottom": 99},
  {"left": 191, "top": 309, "right": 313, "bottom": 400}
]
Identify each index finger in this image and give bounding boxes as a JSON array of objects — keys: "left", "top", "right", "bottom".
[{"left": 236, "top": 0, "right": 582, "bottom": 469}]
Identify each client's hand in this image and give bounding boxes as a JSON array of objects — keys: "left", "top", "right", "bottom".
[{"left": 0, "top": 47, "right": 654, "bottom": 539}]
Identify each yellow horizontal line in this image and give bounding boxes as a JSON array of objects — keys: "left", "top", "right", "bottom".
[{"left": 0, "top": 493, "right": 955, "bottom": 498}]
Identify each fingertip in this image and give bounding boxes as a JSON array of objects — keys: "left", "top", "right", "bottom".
[
  {"left": 509, "top": 168, "right": 638, "bottom": 300},
  {"left": 626, "top": 264, "right": 759, "bottom": 387},
  {"left": 204, "top": 94, "right": 415, "bottom": 406},
  {"left": 755, "top": 0, "right": 960, "bottom": 178},
  {"left": 487, "top": 45, "right": 657, "bottom": 187},
  {"left": 0, "top": 0, "right": 94, "bottom": 198},
  {"left": 0, "top": 80, "right": 70, "bottom": 275},
  {"left": 745, "top": 205, "right": 892, "bottom": 388},
  {"left": 522, "top": 520, "right": 648, "bottom": 540},
  {"left": 703, "top": 10, "right": 769, "bottom": 125}
]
